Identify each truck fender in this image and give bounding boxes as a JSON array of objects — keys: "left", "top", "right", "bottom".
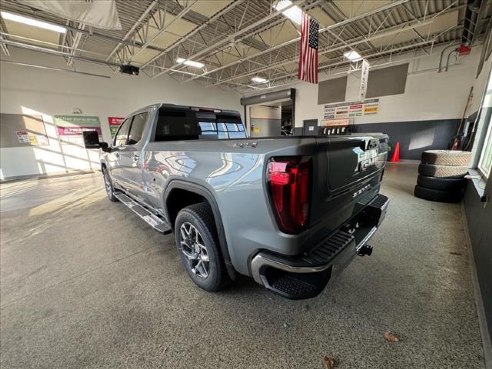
[{"left": 163, "top": 180, "right": 237, "bottom": 280}]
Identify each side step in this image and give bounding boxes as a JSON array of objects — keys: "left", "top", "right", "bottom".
[{"left": 114, "top": 192, "right": 172, "bottom": 234}]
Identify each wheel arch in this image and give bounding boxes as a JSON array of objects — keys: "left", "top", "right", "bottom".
[{"left": 164, "top": 180, "right": 236, "bottom": 280}]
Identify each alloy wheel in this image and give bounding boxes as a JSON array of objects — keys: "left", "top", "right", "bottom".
[{"left": 179, "top": 222, "right": 210, "bottom": 279}]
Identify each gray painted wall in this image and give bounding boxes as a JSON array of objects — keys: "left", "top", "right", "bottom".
[
  {"left": 464, "top": 176, "right": 492, "bottom": 343},
  {"left": 352, "top": 119, "right": 460, "bottom": 160}
]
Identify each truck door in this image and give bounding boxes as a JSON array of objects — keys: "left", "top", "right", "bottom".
[
  {"left": 107, "top": 117, "right": 132, "bottom": 188},
  {"left": 119, "top": 111, "right": 148, "bottom": 200}
]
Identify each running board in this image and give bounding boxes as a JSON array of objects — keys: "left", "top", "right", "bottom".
[{"left": 115, "top": 192, "right": 172, "bottom": 234}]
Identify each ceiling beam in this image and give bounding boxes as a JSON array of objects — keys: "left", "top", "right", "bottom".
[
  {"left": 124, "top": 0, "right": 199, "bottom": 64},
  {"left": 209, "top": 3, "right": 461, "bottom": 86},
  {"left": 262, "top": 27, "right": 462, "bottom": 87},
  {"left": 140, "top": 0, "right": 246, "bottom": 69},
  {"left": 185, "top": 0, "right": 410, "bottom": 83},
  {"left": 105, "top": 0, "right": 160, "bottom": 62},
  {"left": 148, "top": 0, "right": 310, "bottom": 79}
]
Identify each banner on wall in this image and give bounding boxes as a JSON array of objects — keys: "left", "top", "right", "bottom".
[
  {"left": 324, "top": 98, "right": 379, "bottom": 120},
  {"left": 54, "top": 115, "right": 102, "bottom": 144},
  {"left": 108, "top": 117, "right": 124, "bottom": 136},
  {"left": 359, "top": 59, "right": 370, "bottom": 101}
]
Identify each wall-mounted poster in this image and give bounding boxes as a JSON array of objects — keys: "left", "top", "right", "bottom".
[
  {"left": 108, "top": 117, "right": 124, "bottom": 136},
  {"left": 324, "top": 98, "right": 379, "bottom": 120},
  {"left": 54, "top": 115, "right": 101, "bottom": 144},
  {"left": 0, "top": 114, "right": 50, "bottom": 148}
]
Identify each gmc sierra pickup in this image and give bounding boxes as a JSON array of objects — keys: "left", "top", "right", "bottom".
[{"left": 83, "top": 103, "right": 389, "bottom": 299}]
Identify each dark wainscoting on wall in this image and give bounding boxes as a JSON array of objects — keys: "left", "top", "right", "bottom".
[
  {"left": 464, "top": 176, "right": 492, "bottom": 345},
  {"left": 352, "top": 119, "right": 461, "bottom": 160}
]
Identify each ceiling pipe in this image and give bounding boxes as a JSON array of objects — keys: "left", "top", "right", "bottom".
[
  {"left": 1, "top": 39, "right": 121, "bottom": 67},
  {"left": 0, "top": 60, "right": 111, "bottom": 78},
  {"left": 445, "top": 49, "right": 459, "bottom": 72},
  {"left": 438, "top": 43, "right": 460, "bottom": 72}
]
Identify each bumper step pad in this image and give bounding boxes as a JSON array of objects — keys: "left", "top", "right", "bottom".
[
  {"left": 253, "top": 194, "right": 389, "bottom": 300},
  {"left": 115, "top": 192, "right": 172, "bottom": 234}
]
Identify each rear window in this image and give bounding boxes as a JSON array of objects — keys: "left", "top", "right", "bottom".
[{"left": 154, "top": 108, "right": 245, "bottom": 141}]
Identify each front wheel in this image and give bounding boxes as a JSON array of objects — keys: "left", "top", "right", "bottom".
[
  {"left": 102, "top": 167, "right": 118, "bottom": 202},
  {"left": 175, "top": 202, "right": 230, "bottom": 292}
]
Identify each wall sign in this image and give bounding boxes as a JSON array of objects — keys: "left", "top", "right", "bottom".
[
  {"left": 54, "top": 115, "right": 102, "bottom": 144},
  {"left": 108, "top": 116, "right": 124, "bottom": 136},
  {"left": 324, "top": 98, "right": 379, "bottom": 120}
]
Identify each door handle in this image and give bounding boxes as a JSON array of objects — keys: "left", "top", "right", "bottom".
[
  {"left": 132, "top": 154, "right": 139, "bottom": 162},
  {"left": 114, "top": 152, "right": 120, "bottom": 159}
]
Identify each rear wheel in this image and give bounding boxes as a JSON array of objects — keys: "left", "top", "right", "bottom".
[
  {"left": 102, "top": 167, "right": 118, "bottom": 202},
  {"left": 175, "top": 202, "right": 230, "bottom": 292}
]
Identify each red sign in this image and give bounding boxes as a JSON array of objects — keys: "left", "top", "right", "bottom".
[{"left": 108, "top": 117, "right": 124, "bottom": 126}]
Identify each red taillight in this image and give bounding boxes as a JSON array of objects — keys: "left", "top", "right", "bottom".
[{"left": 267, "top": 157, "right": 311, "bottom": 234}]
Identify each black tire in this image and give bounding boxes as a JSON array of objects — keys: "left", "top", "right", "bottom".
[
  {"left": 418, "top": 163, "right": 468, "bottom": 178},
  {"left": 102, "top": 167, "right": 118, "bottom": 202},
  {"left": 421, "top": 150, "right": 471, "bottom": 166},
  {"left": 414, "top": 185, "right": 463, "bottom": 203},
  {"left": 175, "top": 202, "right": 230, "bottom": 292},
  {"left": 417, "top": 175, "right": 466, "bottom": 191}
]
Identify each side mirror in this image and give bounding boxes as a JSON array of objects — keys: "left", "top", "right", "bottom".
[{"left": 82, "top": 131, "right": 111, "bottom": 152}]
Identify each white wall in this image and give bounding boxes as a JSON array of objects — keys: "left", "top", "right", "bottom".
[
  {"left": 0, "top": 48, "right": 242, "bottom": 180},
  {"left": 286, "top": 44, "right": 484, "bottom": 127}
]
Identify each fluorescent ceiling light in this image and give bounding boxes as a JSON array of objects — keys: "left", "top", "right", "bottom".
[
  {"left": 1, "top": 11, "right": 66, "bottom": 33},
  {"left": 251, "top": 76, "right": 268, "bottom": 83},
  {"left": 343, "top": 50, "right": 362, "bottom": 62},
  {"left": 273, "top": 0, "right": 303, "bottom": 25},
  {"left": 176, "top": 57, "right": 204, "bottom": 68}
]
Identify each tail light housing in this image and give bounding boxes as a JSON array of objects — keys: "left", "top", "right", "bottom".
[{"left": 267, "top": 157, "right": 312, "bottom": 234}]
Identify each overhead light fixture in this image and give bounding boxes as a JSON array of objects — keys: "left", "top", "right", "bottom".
[
  {"left": 1, "top": 11, "right": 66, "bottom": 33},
  {"left": 273, "top": 0, "right": 303, "bottom": 25},
  {"left": 176, "top": 57, "right": 204, "bottom": 69},
  {"left": 251, "top": 76, "right": 269, "bottom": 83},
  {"left": 343, "top": 50, "right": 362, "bottom": 62}
]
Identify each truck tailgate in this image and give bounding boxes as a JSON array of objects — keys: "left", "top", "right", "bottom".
[{"left": 309, "top": 134, "right": 388, "bottom": 240}]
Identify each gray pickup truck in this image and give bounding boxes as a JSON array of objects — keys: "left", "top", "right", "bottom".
[{"left": 83, "top": 103, "right": 389, "bottom": 299}]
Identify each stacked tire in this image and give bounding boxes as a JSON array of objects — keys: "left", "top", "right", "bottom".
[{"left": 415, "top": 150, "right": 470, "bottom": 203}]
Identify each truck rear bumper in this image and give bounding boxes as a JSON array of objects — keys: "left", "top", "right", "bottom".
[{"left": 250, "top": 194, "right": 389, "bottom": 299}]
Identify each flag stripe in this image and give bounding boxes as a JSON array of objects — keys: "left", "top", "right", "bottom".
[{"left": 298, "top": 13, "right": 319, "bottom": 84}]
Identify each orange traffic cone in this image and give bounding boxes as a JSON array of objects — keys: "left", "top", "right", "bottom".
[{"left": 390, "top": 141, "right": 400, "bottom": 162}]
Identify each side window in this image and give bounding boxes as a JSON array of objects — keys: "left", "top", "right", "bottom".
[
  {"left": 128, "top": 112, "right": 148, "bottom": 145},
  {"left": 114, "top": 118, "right": 131, "bottom": 147}
]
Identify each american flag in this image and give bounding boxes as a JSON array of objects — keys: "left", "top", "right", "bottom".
[{"left": 298, "top": 13, "right": 319, "bottom": 84}]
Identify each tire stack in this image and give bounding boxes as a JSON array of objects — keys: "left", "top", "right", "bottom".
[{"left": 415, "top": 150, "right": 471, "bottom": 203}]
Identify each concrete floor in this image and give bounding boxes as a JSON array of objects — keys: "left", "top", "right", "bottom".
[{"left": 0, "top": 164, "right": 485, "bottom": 369}]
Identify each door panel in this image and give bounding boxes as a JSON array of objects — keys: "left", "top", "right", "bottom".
[
  {"left": 109, "top": 118, "right": 132, "bottom": 187},
  {"left": 120, "top": 112, "right": 148, "bottom": 200}
]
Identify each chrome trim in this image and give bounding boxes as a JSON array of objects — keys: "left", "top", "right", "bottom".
[
  {"left": 355, "top": 226, "right": 377, "bottom": 252},
  {"left": 251, "top": 225, "right": 379, "bottom": 286},
  {"left": 251, "top": 254, "right": 331, "bottom": 285}
]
